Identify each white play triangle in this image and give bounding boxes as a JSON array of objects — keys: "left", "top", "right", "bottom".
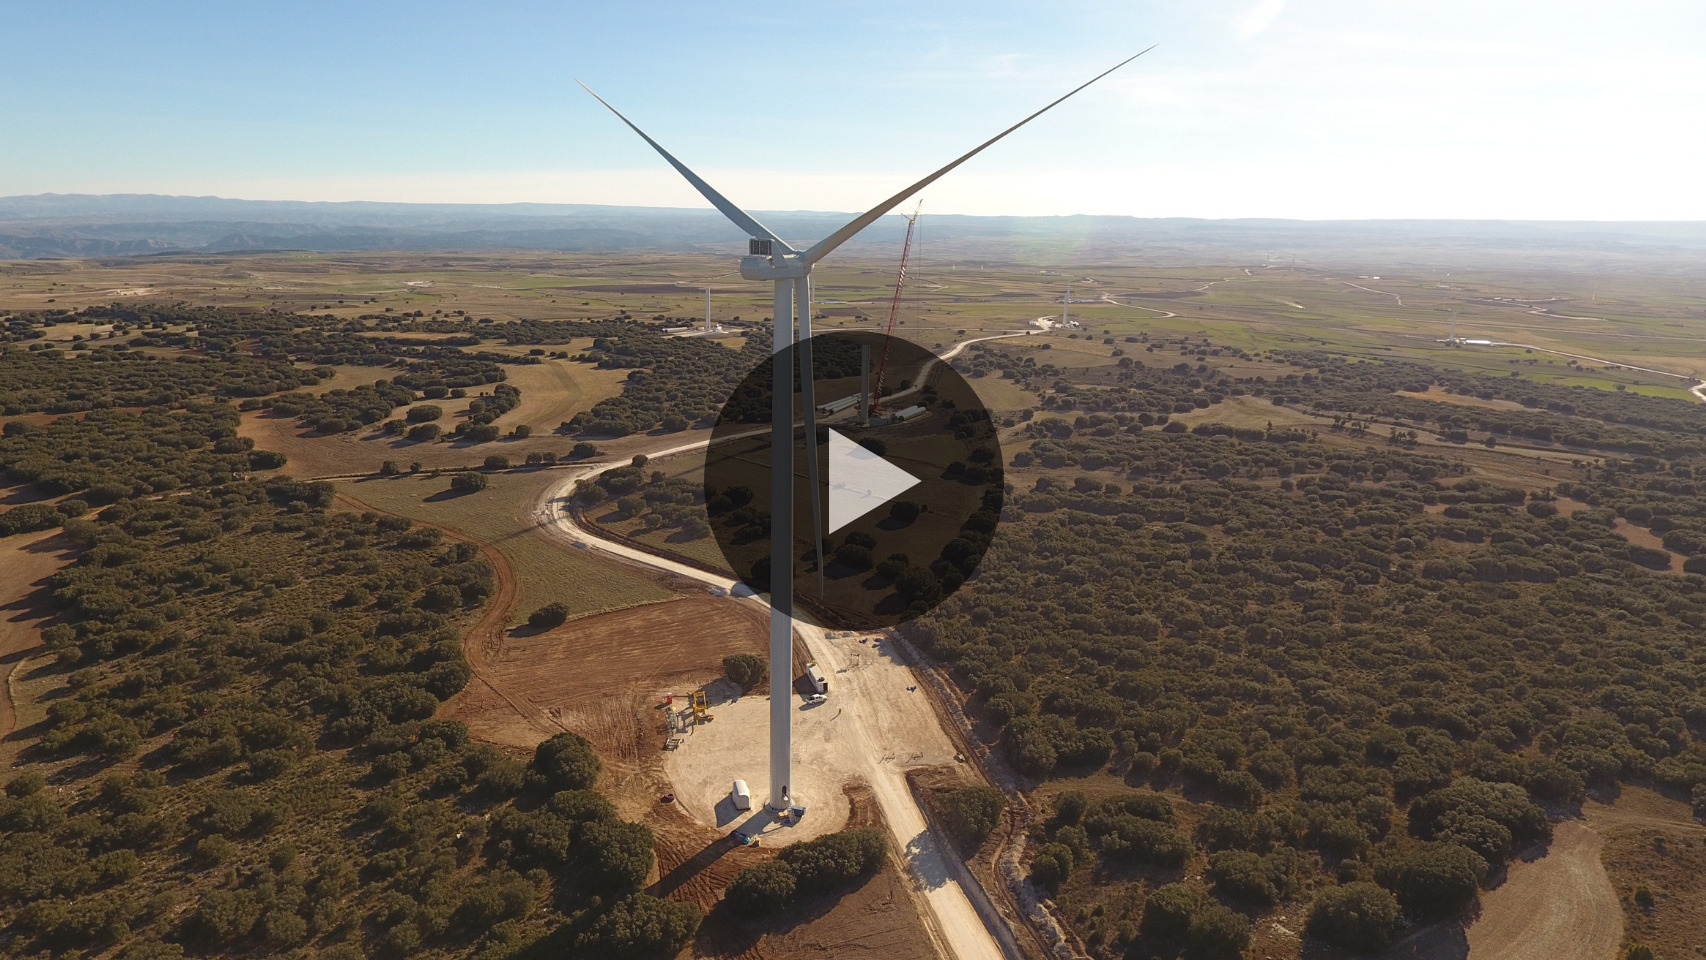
[{"left": 826, "top": 428, "right": 921, "bottom": 534}]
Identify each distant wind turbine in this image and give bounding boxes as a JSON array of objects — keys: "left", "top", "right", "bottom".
[{"left": 579, "top": 49, "right": 1152, "bottom": 811}]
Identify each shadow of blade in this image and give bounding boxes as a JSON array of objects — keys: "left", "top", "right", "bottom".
[{"left": 647, "top": 834, "right": 739, "bottom": 899}]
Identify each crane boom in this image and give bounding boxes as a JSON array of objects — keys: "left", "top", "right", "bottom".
[{"left": 870, "top": 203, "right": 921, "bottom": 415}]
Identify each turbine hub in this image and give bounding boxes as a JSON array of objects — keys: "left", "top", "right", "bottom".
[{"left": 740, "top": 252, "right": 807, "bottom": 281}]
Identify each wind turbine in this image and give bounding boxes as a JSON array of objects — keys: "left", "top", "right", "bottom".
[{"left": 580, "top": 50, "right": 1150, "bottom": 812}]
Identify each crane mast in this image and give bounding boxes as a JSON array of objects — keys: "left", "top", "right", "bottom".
[{"left": 870, "top": 203, "right": 921, "bottom": 415}]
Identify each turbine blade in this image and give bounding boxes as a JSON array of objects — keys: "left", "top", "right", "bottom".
[
  {"left": 577, "top": 80, "right": 791, "bottom": 250},
  {"left": 803, "top": 47, "right": 1154, "bottom": 265}
]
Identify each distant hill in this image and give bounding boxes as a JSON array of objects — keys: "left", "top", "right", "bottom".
[{"left": 4, "top": 193, "right": 1705, "bottom": 270}]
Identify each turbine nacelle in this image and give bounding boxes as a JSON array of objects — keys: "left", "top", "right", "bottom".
[{"left": 740, "top": 252, "right": 808, "bottom": 281}]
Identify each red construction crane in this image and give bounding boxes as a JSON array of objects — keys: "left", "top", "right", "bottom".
[{"left": 869, "top": 202, "right": 921, "bottom": 416}]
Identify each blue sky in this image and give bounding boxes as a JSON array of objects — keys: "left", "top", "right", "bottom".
[{"left": 3, "top": 1, "right": 1704, "bottom": 219}]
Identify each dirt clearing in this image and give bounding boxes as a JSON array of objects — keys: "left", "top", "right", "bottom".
[
  {"left": 491, "top": 595, "right": 767, "bottom": 719},
  {"left": 1587, "top": 787, "right": 1706, "bottom": 959},
  {"left": 0, "top": 529, "right": 79, "bottom": 744},
  {"left": 1463, "top": 819, "right": 1621, "bottom": 960}
]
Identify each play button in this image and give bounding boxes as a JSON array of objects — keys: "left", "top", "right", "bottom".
[
  {"left": 827, "top": 428, "right": 920, "bottom": 534},
  {"left": 704, "top": 330, "right": 1005, "bottom": 630}
]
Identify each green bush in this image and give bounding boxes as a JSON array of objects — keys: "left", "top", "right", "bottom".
[
  {"left": 1138, "top": 883, "right": 1249, "bottom": 960},
  {"left": 776, "top": 827, "right": 888, "bottom": 894},
  {"left": 934, "top": 784, "right": 1005, "bottom": 850},
  {"left": 725, "top": 859, "right": 796, "bottom": 917},
  {"left": 1374, "top": 842, "right": 1486, "bottom": 920},
  {"left": 578, "top": 820, "right": 655, "bottom": 893},
  {"left": 572, "top": 894, "right": 701, "bottom": 959},
  {"left": 529, "top": 602, "right": 570, "bottom": 630},
  {"left": 406, "top": 404, "right": 443, "bottom": 423},
  {"left": 1028, "top": 842, "right": 1075, "bottom": 894},
  {"left": 529, "top": 731, "right": 602, "bottom": 791},
  {"left": 1306, "top": 882, "right": 1399, "bottom": 953},
  {"left": 450, "top": 471, "right": 488, "bottom": 494},
  {"left": 722, "top": 653, "right": 767, "bottom": 689}
]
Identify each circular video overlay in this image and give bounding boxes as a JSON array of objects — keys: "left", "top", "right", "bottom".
[{"left": 706, "top": 330, "right": 1003, "bottom": 630}]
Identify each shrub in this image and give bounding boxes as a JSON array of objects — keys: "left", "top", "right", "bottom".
[
  {"left": 1029, "top": 842, "right": 1075, "bottom": 894},
  {"left": 407, "top": 423, "right": 441, "bottom": 442},
  {"left": 1139, "top": 883, "right": 1249, "bottom": 960},
  {"left": 726, "top": 860, "right": 796, "bottom": 917},
  {"left": 463, "top": 423, "right": 501, "bottom": 442},
  {"left": 776, "top": 827, "right": 888, "bottom": 894},
  {"left": 406, "top": 404, "right": 444, "bottom": 423},
  {"left": 529, "top": 602, "right": 570, "bottom": 630},
  {"left": 1306, "top": 882, "right": 1399, "bottom": 953},
  {"left": 723, "top": 653, "right": 766, "bottom": 689},
  {"left": 484, "top": 454, "right": 510, "bottom": 470},
  {"left": 1139, "top": 882, "right": 1201, "bottom": 944},
  {"left": 5, "top": 770, "right": 46, "bottom": 797},
  {"left": 1374, "top": 842, "right": 1485, "bottom": 920},
  {"left": 935, "top": 785, "right": 1005, "bottom": 850},
  {"left": 579, "top": 819, "right": 656, "bottom": 893},
  {"left": 574, "top": 894, "right": 701, "bottom": 959},
  {"left": 450, "top": 472, "right": 488, "bottom": 494},
  {"left": 528, "top": 731, "right": 601, "bottom": 791},
  {"left": 1206, "top": 849, "right": 1283, "bottom": 905}
]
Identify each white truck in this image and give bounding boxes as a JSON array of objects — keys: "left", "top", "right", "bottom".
[
  {"left": 805, "top": 661, "right": 828, "bottom": 695},
  {"left": 731, "top": 779, "right": 752, "bottom": 811}
]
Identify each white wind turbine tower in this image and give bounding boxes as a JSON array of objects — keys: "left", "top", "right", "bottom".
[{"left": 580, "top": 50, "right": 1150, "bottom": 811}]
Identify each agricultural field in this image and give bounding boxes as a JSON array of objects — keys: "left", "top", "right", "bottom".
[{"left": 2, "top": 249, "right": 1705, "bottom": 960}]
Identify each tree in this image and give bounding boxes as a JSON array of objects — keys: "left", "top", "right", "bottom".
[
  {"left": 1307, "top": 883, "right": 1399, "bottom": 953},
  {"left": 407, "top": 423, "right": 441, "bottom": 442},
  {"left": 579, "top": 819, "right": 655, "bottom": 892},
  {"left": 1140, "top": 883, "right": 1203, "bottom": 944},
  {"left": 406, "top": 404, "right": 443, "bottom": 423},
  {"left": 529, "top": 731, "right": 601, "bottom": 791},
  {"left": 450, "top": 472, "right": 487, "bottom": 494},
  {"left": 776, "top": 828, "right": 888, "bottom": 893},
  {"left": 571, "top": 442, "right": 599, "bottom": 459},
  {"left": 573, "top": 894, "right": 701, "bottom": 959},
  {"left": 1374, "top": 842, "right": 1485, "bottom": 920},
  {"left": 1028, "top": 842, "right": 1075, "bottom": 894},
  {"left": 723, "top": 653, "right": 766, "bottom": 689},
  {"left": 935, "top": 785, "right": 1005, "bottom": 850},
  {"left": 484, "top": 454, "right": 510, "bottom": 471},
  {"left": 529, "top": 602, "right": 569, "bottom": 630},
  {"left": 725, "top": 860, "right": 796, "bottom": 917}
]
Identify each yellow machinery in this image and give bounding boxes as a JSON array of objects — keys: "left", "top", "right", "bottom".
[{"left": 692, "top": 690, "right": 709, "bottom": 724}]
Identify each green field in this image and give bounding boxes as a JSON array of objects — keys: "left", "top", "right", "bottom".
[{"left": 336, "top": 469, "right": 674, "bottom": 621}]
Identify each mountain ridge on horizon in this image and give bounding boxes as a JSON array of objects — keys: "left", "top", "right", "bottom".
[{"left": 5, "top": 192, "right": 1705, "bottom": 268}]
